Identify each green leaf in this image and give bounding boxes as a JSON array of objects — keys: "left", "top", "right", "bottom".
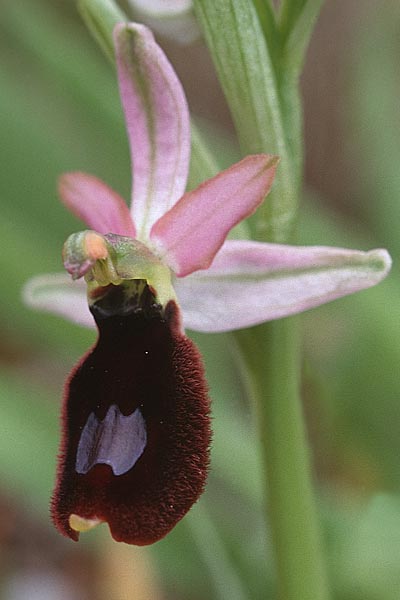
[
  {"left": 281, "top": 0, "right": 325, "bottom": 75},
  {"left": 193, "top": 0, "right": 298, "bottom": 243},
  {"left": 251, "top": 0, "right": 281, "bottom": 66},
  {"left": 279, "top": 0, "right": 308, "bottom": 43},
  {"left": 252, "top": 0, "right": 324, "bottom": 193}
]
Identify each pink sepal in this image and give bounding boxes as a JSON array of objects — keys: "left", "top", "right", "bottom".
[{"left": 173, "top": 240, "right": 392, "bottom": 332}]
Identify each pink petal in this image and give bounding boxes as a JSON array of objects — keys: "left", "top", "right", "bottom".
[
  {"left": 59, "top": 173, "right": 136, "bottom": 237},
  {"left": 23, "top": 273, "right": 95, "bottom": 329},
  {"left": 173, "top": 240, "right": 392, "bottom": 332},
  {"left": 114, "top": 23, "right": 190, "bottom": 239},
  {"left": 150, "top": 155, "right": 279, "bottom": 276}
]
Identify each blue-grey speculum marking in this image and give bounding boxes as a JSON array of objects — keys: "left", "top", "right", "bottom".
[{"left": 76, "top": 404, "right": 147, "bottom": 476}]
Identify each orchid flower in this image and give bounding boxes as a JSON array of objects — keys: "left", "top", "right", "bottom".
[{"left": 24, "top": 22, "right": 391, "bottom": 546}]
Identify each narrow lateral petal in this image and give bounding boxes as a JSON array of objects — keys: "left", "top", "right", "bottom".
[
  {"left": 23, "top": 273, "right": 94, "bottom": 329},
  {"left": 59, "top": 173, "right": 136, "bottom": 237},
  {"left": 114, "top": 23, "right": 190, "bottom": 239},
  {"left": 174, "top": 240, "right": 392, "bottom": 332},
  {"left": 150, "top": 155, "right": 279, "bottom": 276},
  {"left": 52, "top": 286, "right": 211, "bottom": 545}
]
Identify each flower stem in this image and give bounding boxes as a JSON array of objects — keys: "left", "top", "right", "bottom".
[{"left": 237, "top": 318, "right": 330, "bottom": 600}]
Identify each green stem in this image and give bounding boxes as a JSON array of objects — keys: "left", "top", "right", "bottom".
[
  {"left": 237, "top": 319, "right": 330, "bottom": 600},
  {"left": 193, "top": 0, "right": 330, "bottom": 595}
]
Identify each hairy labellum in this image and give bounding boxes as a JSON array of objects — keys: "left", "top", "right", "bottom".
[{"left": 52, "top": 283, "right": 211, "bottom": 545}]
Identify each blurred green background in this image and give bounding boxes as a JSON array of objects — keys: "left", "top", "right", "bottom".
[{"left": 0, "top": 0, "right": 399, "bottom": 598}]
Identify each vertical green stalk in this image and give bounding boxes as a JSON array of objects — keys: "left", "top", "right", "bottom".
[
  {"left": 194, "top": 1, "right": 330, "bottom": 598},
  {"left": 238, "top": 319, "right": 329, "bottom": 600}
]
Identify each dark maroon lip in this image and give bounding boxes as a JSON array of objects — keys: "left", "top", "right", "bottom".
[{"left": 51, "top": 286, "right": 211, "bottom": 545}]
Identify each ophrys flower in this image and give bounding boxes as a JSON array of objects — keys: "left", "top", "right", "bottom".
[{"left": 24, "top": 22, "right": 391, "bottom": 545}]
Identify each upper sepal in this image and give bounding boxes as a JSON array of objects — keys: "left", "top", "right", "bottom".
[{"left": 114, "top": 22, "right": 191, "bottom": 239}]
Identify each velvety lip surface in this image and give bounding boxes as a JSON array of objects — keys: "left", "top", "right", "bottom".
[{"left": 52, "top": 292, "right": 211, "bottom": 545}]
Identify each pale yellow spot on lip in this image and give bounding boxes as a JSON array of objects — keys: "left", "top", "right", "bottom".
[
  {"left": 84, "top": 232, "right": 109, "bottom": 261},
  {"left": 69, "top": 513, "right": 102, "bottom": 533}
]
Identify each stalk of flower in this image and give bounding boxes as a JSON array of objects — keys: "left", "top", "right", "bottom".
[{"left": 24, "top": 22, "right": 391, "bottom": 546}]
